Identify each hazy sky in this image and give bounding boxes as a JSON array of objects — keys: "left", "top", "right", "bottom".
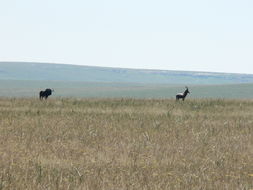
[{"left": 0, "top": 0, "right": 253, "bottom": 73}]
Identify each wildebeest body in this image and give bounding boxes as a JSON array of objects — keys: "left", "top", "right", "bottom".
[{"left": 40, "top": 89, "right": 53, "bottom": 99}]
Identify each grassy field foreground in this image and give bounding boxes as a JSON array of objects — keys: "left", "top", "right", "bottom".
[{"left": 0, "top": 98, "right": 253, "bottom": 189}]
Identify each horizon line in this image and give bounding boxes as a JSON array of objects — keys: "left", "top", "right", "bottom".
[{"left": 0, "top": 61, "right": 252, "bottom": 76}]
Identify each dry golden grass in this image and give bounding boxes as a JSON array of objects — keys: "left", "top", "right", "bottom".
[{"left": 0, "top": 98, "right": 253, "bottom": 189}]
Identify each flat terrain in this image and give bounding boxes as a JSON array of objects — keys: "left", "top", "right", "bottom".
[
  {"left": 1, "top": 62, "right": 253, "bottom": 84},
  {"left": 0, "top": 98, "right": 253, "bottom": 189},
  {"left": 2, "top": 62, "right": 253, "bottom": 99},
  {"left": 1, "top": 80, "right": 253, "bottom": 99}
]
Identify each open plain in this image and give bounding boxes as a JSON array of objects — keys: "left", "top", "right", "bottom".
[{"left": 0, "top": 98, "right": 253, "bottom": 189}]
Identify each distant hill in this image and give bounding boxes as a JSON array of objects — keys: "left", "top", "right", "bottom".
[{"left": 1, "top": 62, "right": 253, "bottom": 84}]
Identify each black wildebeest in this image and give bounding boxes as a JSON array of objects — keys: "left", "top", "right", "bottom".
[
  {"left": 39, "top": 88, "right": 54, "bottom": 100},
  {"left": 176, "top": 87, "right": 190, "bottom": 101}
]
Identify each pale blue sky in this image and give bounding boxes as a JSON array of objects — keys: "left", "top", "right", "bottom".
[{"left": 0, "top": 0, "right": 253, "bottom": 73}]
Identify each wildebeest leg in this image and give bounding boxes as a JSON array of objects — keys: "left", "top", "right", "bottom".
[{"left": 39, "top": 91, "right": 43, "bottom": 100}]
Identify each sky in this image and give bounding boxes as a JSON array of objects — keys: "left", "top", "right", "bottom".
[{"left": 0, "top": 0, "right": 253, "bottom": 74}]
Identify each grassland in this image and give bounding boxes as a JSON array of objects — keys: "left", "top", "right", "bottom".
[{"left": 0, "top": 98, "right": 253, "bottom": 189}]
